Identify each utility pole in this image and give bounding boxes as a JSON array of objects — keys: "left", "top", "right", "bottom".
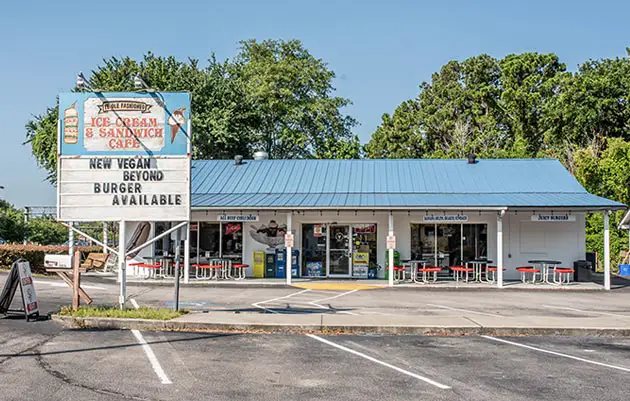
[{"left": 23, "top": 206, "right": 30, "bottom": 245}]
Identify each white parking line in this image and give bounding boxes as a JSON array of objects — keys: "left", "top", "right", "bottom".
[
  {"left": 131, "top": 330, "right": 173, "bottom": 384},
  {"left": 426, "top": 303, "right": 497, "bottom": 317},
  {"left": 482, "top": 336, "right": 630, "bottom": 373},
  {"left": 310, "top": 289, "right": 359, "bottom": 315},
  {"left": 128, "top": 298, "right": 172, "bottom": 384},
  {"left": 252, "top": 289, "right": 312, "bottom": 313},
  {"left": 307, "top": 334, "right": 451, "bottom": 389},
  {"left": 34, "top": 280, "right": 106, "bottom": 290},
  {"left": 130, "top": 298, "right": 140, "bottom": 310},
  {"left": 542, "top": 305, "right": 630, "bottom": 318}
]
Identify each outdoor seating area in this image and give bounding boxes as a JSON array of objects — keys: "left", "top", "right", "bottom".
[
  {"left": 393, "top": 259, "right": 576, "bottom": 286},
  {"left": 130, "top": 255, "right": 249, "bottom": 281}
]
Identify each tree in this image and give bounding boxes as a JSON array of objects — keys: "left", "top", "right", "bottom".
[
  {"left": 573, "top": 138, "right": 630, "bottom": 270},
  {"left": 543, "top": 51, "right": 630, "bottom": 168},
  {"left": 26, "top": 40, "right": 360, "bottom": 183},
  {"left": 27, "top": 216, "right": 68, "bottom": 245},
  {"left": 0, "top": 200, "right": 26, "bottom": 243},
  {"left": 236, "top": 39, "right": 358, "bottom": 159},
  {"left": 364, "top": 100, "right": 425, "bottom": 158},
  {"left": 499, "top": 53, "right": 566, "bottom": 155},
  {"left": 366, "top": 52, "right": 566, "bottom": 159}
]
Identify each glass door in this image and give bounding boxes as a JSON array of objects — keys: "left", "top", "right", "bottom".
[
  {"left": 328, "top": 225, "right": 351, "bottom": 277},
  {"left": 436, "top": 224, "right": 462, "bottom": 268}
]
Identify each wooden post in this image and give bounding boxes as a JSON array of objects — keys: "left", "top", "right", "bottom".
[{"left": 72, "top": 250, "right": 81, "bottom": 311}]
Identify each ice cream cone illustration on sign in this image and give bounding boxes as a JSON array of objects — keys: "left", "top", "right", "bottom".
[
  {"left": 167, "top": 107, "right": 186, "bottom": 143},
  {"left": 63, "top": 102, "right": 78, "bottom": 144}
]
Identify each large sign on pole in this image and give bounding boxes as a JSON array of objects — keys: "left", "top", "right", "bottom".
[{"left": 57, "top": 92, "right": 191, "bottom": 222}]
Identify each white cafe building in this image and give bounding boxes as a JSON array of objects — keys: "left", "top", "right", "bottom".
[{"left": 127, "top": 155, "right": 625, "bottom": 288}]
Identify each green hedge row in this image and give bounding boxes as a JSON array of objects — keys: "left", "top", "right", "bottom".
[{"left": 0, "top": 244, "right": 103, "bottom": 274}]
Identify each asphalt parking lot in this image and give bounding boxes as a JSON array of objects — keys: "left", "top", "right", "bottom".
[
  {"left": 3, "top": 273, "right": 630, "bottom": 400},
  {"left": 1, "top": 319, "right": 629, "bottom": 401}
]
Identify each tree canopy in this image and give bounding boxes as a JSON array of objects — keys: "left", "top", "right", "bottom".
[
  {"left": 25, "top": 39, "right": 360, "bottom": 183},
  {"left": 366, "top": 48, "right": 630, "bottom": 268}
]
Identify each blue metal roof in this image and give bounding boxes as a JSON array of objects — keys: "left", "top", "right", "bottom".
[{"left": 191, "top": 159, "right": 625, "bottom": 209}]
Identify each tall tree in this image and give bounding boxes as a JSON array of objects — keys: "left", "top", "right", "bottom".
[
  {"left": 365, "top": 52, "right": 564, "bottom": 159},
  {"left": 499, "top": 53, "right": 565, "bottom": 155},
  {"left": 25, "top": 40, "right": 359, "bottom": 183},
  {"left": 236, "top": 39, "right": 358, "bottom": 159}
]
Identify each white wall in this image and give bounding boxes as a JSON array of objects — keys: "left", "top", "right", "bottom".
[
  {"left": 503, "top": 212, "right": 586, "bottom": 279},
  {"left": 185, "top": 209, "right": 587, "bottom": 280}
]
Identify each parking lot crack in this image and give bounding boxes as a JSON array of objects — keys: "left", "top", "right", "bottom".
[{"left": 35, "top": 351, "right": 160, "bottom": 401}]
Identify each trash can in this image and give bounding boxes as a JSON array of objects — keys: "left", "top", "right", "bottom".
[
  {"left": 367, "top": 263, "right": 378, "bottom": 279},
  {"left": 573, "top": 260, "right": 592, "bottom": 282},
  {"left": 619, "top": 264, "right": 630, "bottom": 277},
  {"left": 384, "top": 250, "right": 400, "bottom": 280}
]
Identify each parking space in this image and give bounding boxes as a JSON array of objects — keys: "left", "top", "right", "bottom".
[{"left": 3, "top": 327, "right": 629, "bottom": 401}]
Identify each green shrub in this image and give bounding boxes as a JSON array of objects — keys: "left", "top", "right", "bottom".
[
  {"left": 58, "top": 305, "right": 186, "bottom": 320},
  {"left": 0, "top": 244, "right": 103, "bottom": 273}
]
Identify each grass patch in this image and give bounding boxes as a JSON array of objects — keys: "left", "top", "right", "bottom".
[{"left": 58, "top": 305, "right": 187, "bottom": 320}]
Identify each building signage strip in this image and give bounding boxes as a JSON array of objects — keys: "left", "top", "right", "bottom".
[
  {"left": 531, "top": 214, "right": 576, "bottom": 222},
  {"left": 423, "top": 214, "right": 469, "bottom": 223},
  {"left": 217, "top": 214, "right": 259, "bottom": 222}
]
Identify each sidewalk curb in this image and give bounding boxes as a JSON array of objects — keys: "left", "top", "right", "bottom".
[{"left": 52, "top": 315, "right": 630, "bottom": 337}]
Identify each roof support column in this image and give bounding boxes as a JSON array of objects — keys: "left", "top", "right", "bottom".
[
  {"left": 183, "top": 222, "right": 190, "bottom": 284},
  {"left": 286, "top": 212, "right": 292, "bottom": 286},
  {"left": 604, "top": 210, "right": 611, "bottom": 290},
  {"left": 497, "top": 210, "right": 506, "bottom": 289},
  {"left": 388, "top": 211, "right": 394, "bottom": 287}
]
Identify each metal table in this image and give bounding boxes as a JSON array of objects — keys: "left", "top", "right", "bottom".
[
  {"left": 409, "top": 260, "right": 428, "bottom": 283},
  {"left": 144, "top": 255, "right": 174, "bottom": 278},
  {"left": 527, "top": 260, "right": 562, "bottom": 284},
  {"left": 466, "top": 259, "right": 493, "bottom": 283}
]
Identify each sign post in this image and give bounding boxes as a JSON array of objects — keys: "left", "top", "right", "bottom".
[{"left": 173, "top": 227, "right": 181, "bottom": 311}]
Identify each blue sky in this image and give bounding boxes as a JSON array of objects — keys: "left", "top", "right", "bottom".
[{"left": 1, "top": 0, "right": 629, "bottom": 207}]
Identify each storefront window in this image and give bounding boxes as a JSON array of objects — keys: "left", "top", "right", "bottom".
[
  {"left": 199, "top": 223, "right": 220, "bottom": 260},
  {"left": 192, "top": 222, "right": 243, "bottom": 263},
  {"left": 411, "top": 223, "right": 487, "bottom": 267},
  {"left": 302, "top": 224, "right": 327, "bottom": 277},
  {"left": 352, "top": 224, "right": 377, "bottom": 278},
  {"left": 410, "top": 224, "right": 436, "bottom": 261},
  {"left": 222, "top": 223, "right": 243, "bottom": 262},
  {"left": 154, "top": 222, "right": 171, "bottom": 255}
]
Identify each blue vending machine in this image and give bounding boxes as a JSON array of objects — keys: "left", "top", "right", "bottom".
[
  {"left": 290, "top": 249, "right": 300, "bottom": 278},
  {"left": 276, "top": 249, "right": 300, "bottom": 278},
  {"left": 275, "top": 249, "right": 286, "bottom": 278}
]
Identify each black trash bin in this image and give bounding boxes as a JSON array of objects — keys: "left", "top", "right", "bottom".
[{"left": 573, "top": 260, "right": 592, "bottom": 282}]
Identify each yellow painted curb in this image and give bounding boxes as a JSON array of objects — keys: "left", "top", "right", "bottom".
[{"left": 292, "top": 283, "right": 383, "bottom": 291}]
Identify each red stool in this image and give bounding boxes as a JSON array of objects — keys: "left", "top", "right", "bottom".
[
  {"left": 193, "top": 263, "right": 223, "bottom": 280},
  {"left": 485, "top": 266, "right": 506, "bottom": 284},
  {"left": 232, "top": 264, "right": 249, "bottom": 280},
  {"left": 416, "top": 266, "right": 442, "bottom": 283},
  {"left": 552, "top": 267, "right": 574, "bottom": 285},
  {"left": 133, "top": 262, "right": 161, "bottom": 279},
  {"left": 450, "top": 266, "right": 473, "bottom": 283},
  {"left": 516, "top": 266, "right": 541, "bottom": 284}
]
